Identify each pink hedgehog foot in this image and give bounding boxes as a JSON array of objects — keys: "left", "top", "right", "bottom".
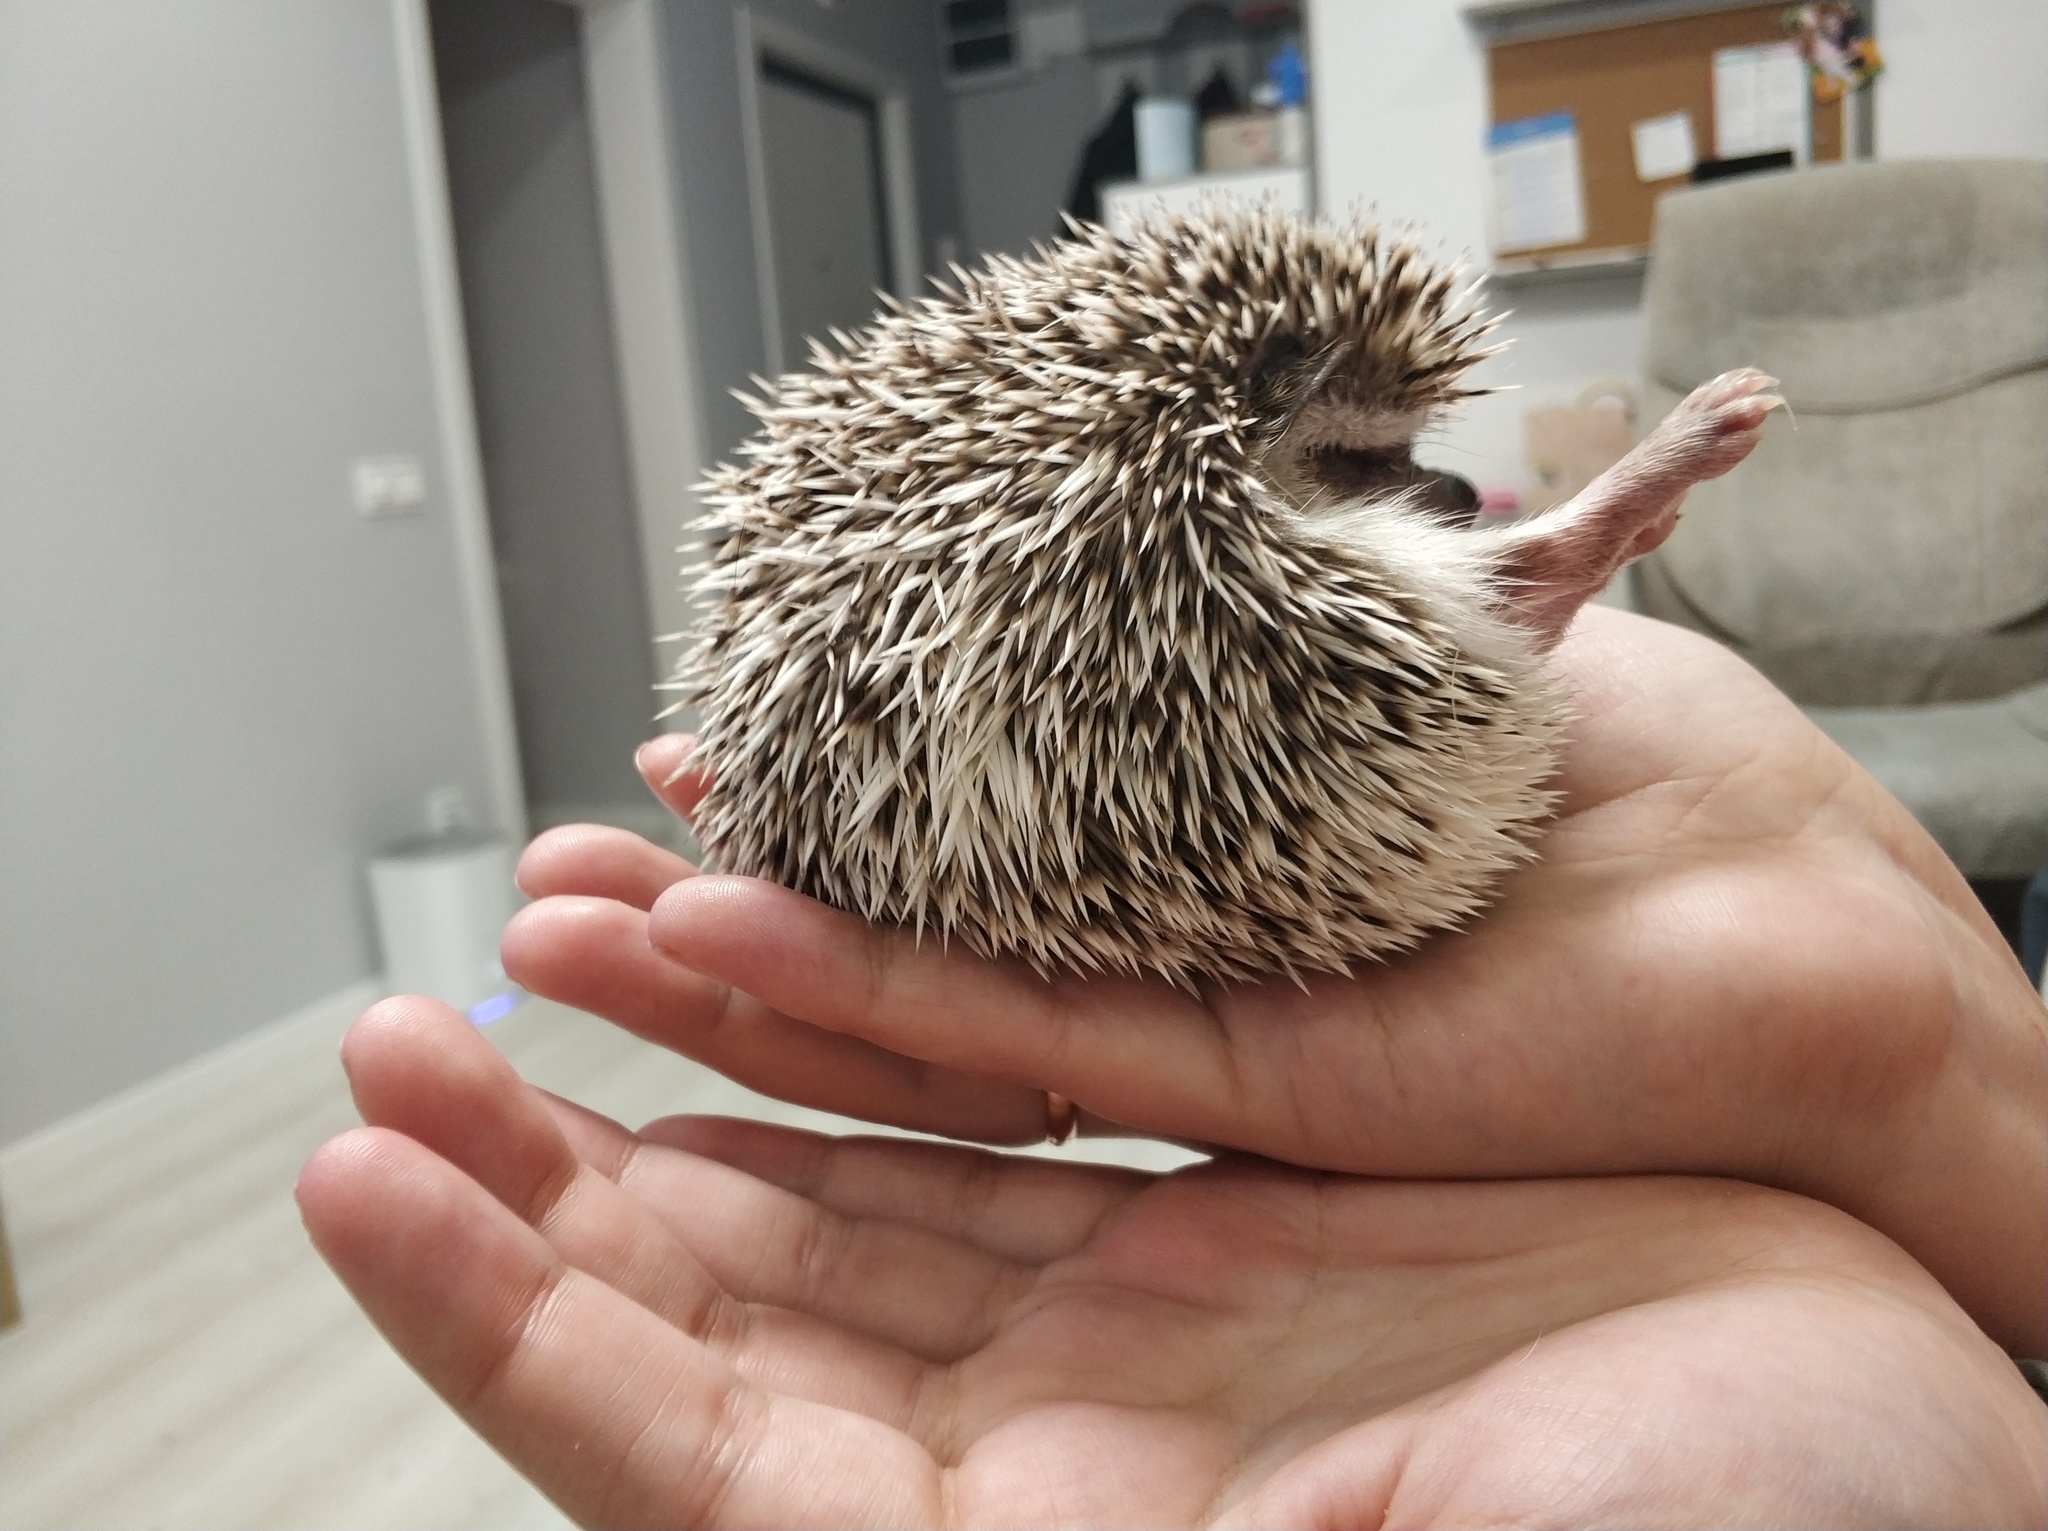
[{"left": 1488, "top": 368, "right": 1784, "bottom": 646}]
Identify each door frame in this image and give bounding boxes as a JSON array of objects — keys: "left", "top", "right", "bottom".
[
  {"left": 391, "top": 0, "right": 711, "bottom": 805},
  {"left": 735, "top": 9, "right": 922, "bottom": 372},
  {"left": 390, "top": 0, "right": 529, "bottom": 837},
  {"left": 571, "top": 0, "right": 712, "bottom": 689}
]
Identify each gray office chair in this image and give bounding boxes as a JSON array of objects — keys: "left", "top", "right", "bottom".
[{"left": 1631, "top": 158, "right": 2048, "bottom": 879}]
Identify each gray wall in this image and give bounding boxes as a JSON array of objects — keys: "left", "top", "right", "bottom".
[
  {"left": 949, "top": 0, "right": 1197, "bottom": 260},
  {"left": 660, "top": 0, "right": 967, "bottom": 457},
  {"left": 0, "top": 1, "right": 501, "bottom": 1142},
  {"left": 431, "top": 0, "right": 657, "bottom": 828},
  {"left": 955, "top": 55, "right": 1100, "bottom": 260}
]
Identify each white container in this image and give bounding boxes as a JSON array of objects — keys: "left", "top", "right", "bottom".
[
  {"left": 1276, "top": 105, "right": 1308, "bottom": 167},
  {"left": 368, "top": 834, "right": 519, "bottom": 1013},
  {"left": 1134, "top": 97, "right": 1197, "bottom": 183}
]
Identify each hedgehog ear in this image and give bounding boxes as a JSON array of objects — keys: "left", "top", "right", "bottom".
[{"left": 1240, "top": 335, "right": 1349, "bottom": 444}]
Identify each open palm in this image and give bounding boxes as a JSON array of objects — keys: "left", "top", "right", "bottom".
[
  {"left": 507, "top": 608, "right": 2046, "bottom": 1355},
  {"left": 300, "top": 1000, "right": 2044, "bottom": 1530}
]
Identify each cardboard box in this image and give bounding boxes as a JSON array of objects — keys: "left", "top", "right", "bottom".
[
  {"left": 1203, "top": 111, "right": 1287, "bottom": 173},
  {"left": 1524, "top": 399, "right": 1634, "bottom": 516}
]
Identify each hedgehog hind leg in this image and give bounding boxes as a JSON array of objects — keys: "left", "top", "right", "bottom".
[{"left": 1483, "top": 368, "right": 1783, "bottom": 647}]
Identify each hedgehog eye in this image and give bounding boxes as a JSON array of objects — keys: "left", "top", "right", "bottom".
[
  {"left": 1240, "top": 333, "right": 1309, "bottom": 389},
  {"left": 1240, "top": 337, "right": 1314, "bottom": 427}
]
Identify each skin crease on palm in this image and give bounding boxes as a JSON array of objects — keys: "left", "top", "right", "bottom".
[
  {"left": 496, "top": 604, "right": 2048, "bottom": 1364},
  {"left": 297, "top": 370, "right": 2048, "bottom": 1524},
  {"left": 299, "top": 998, "right": 2048, "bottom": 1530}
]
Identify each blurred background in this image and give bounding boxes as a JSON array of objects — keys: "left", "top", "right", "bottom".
[{"left": 1, "top": 3, "right": 2042, "bottom": 1525}]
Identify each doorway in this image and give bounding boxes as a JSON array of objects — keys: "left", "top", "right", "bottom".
[
  {"left": 757, "top": 60, "right": 892, "bottom": 369},
  {"left": 427, "top": 0, "right": 669, "bottom": 844},
  {"left": 738, "top": 15, "right": 922, "bottom": 373}
]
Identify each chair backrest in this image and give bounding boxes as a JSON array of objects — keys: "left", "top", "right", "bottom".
[{"left": 1633, "top": 159, "right": 2047, "bottom": 705}]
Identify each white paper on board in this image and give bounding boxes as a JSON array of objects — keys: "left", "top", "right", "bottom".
[
  {"left": 1487, "top": 112, "right": 1587, "bottom": 254},
  {"left": 1630, "top": 110, "right": 1697, "bottom": 181},
  {"left": 1713, "top": 41, "right": 1811, "bottom": 163}
]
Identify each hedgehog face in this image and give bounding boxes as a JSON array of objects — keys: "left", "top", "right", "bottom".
[
  {"left": 1233, "top": 294, "right": 1484, "bottom": 525},
  {"left": 1260, "top": 397, "right": 1480, "bottom": 526},
  {"left": 682, "top": 205, "right": 1561, "bottom": 987}
]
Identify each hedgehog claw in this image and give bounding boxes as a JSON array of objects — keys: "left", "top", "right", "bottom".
[{"left": 1486, "top": 368, "right": 1782, "bottom": 646}]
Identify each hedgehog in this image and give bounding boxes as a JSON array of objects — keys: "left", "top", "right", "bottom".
[{"left": 675, "top": 205, "right": 1780, "bottom": 987}]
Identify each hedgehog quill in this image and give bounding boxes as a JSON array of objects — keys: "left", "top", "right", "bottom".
[{"left": 677, "top": 206, "right": 1779, "bottom": 987}]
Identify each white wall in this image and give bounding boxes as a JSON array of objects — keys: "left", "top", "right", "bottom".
[
  {"left": 1877, "top": 0, "right": 2048, "bottom": 160},
  {"left": 1308, "top": 0, "right": 2047, "bottom": 496},
  {"left": 955, "top": 55, "right": 1102, "bottom": 261},
  {"left": 0, "top": 1, "right": 507, "bottom": 1142}
]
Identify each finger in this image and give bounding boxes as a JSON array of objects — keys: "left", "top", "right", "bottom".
[
  {"left": 343, "top": 1000, "right": 943, "bottom": 1403},
  {"left": 298, "top": 1128, "right": 940, "bottom": 1529},
  {"left": 635, "top": 1114, "right": 1151, "bottom": 1265},
  {"left": 342, "top": 998, "right": 733, "bottom": 1331},
  {"left": 638, "top": 731, "right": 712, "bottom": 824},
  {"left": 650, "top": 873, "right": 1753, "bottom": 1188},
  {"left": 648, "top": 876, "right": 1260, "bottom": 1146},
  {"left": 516, "top": 823, "right": 695, "bottom": 910},
  {"left": 539, "top": 1083, "right": 1142, "bottom": 1224},
  {"left": 547, "top": 1084, "right": 1166, "bottom": 1230},
  {"left": 593, "top": 1123, "right": 1038, "bottom": 1362},
  {"left": 542, "top": 1084, "right": 660, "bottom": 1174},
  {"left": 522, "top": 1089, "right": 1050, "bottom": 1362},
  {"left": 501, "top": 895, "right": 1050, "bottom": 1143}
]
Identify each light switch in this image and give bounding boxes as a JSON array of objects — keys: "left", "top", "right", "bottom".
[
  {"left": 425, "top": 783, "right": 472, "bottom": 835},
  {"left": 351, "top": 455, "right": 427, "bottom": 517}
]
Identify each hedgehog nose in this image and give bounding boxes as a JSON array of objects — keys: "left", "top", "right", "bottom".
[{"left": 1413, "top": 468, "right": 1480, "bottom": 525}]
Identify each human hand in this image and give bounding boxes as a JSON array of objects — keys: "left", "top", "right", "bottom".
[
  {"left": 299, "top": 999, "right": 2046, "bottom": 1530},
  {"left": 506, "top": 608, "right": 2047, "bottom": 1354}
]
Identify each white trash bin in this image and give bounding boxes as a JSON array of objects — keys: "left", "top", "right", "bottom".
[{"left": 368, "top": 834, "right": 520, "bottom": 1014}]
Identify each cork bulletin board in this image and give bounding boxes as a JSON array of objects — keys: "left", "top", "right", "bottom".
[{"left": 1486, "top": 4, "right": 1843, "bottom": 264}]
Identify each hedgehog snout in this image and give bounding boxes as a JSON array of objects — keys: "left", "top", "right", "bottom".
[
  {"left": 1234, "top": 342, "right": 1476, "bottom": 520},
  {"left": 1256, "top": 401, "right": 1478, "bottom": 525},
  {"left": 1297, "top": 448, "right": 1480, "bottom": 525}
]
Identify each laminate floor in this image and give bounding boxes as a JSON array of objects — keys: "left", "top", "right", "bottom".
[{"left": 0, "top": 985, "right": 1197, "bottom": 1530}]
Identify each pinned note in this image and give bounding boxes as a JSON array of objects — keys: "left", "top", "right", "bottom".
[
  {"left": 1630, "top": 111, "right": 1697, "bottom": 182},
  {"left": 1713, "top": 42, "right": 1811, "bottom": 163},
  {"left": 1487, "top": 112, "right": 1586, "bottom": 254}
]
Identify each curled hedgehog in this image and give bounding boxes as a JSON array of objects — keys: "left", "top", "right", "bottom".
[{"left": 678, "top": 205, "right": 1779, "bottom": 986}]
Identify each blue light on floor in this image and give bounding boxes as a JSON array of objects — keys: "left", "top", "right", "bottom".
[{"left": 467, "top": 989, "right": 523, "bottom": 1026}]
